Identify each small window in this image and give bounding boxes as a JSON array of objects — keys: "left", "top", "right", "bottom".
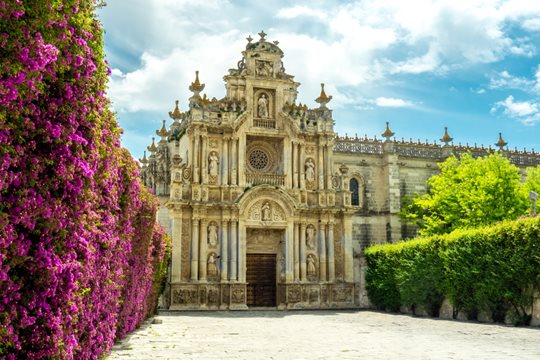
[{"left": 350, "top": 178, "right": 360, "bottom": 206}]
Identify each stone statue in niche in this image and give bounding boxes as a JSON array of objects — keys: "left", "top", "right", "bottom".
[
  {"left": 207, "top": 253, "right": 218, "bottom": 277},
  {"left": 307, "top": 254, "right": 317, "bottom": 278},
  {"left": 208, "top": 223, "right": 218, "bottom": 247},
  {"left": 305, "top": 158, "right": 315, "bottom": 182},
  {"left": 306, "top": 225, "right": 316, "bottom": 249},
  {"left": 208, "top": 151, "right": 219, "bottom": 178},
  {"left": 258, "top": 94, "right": 269, "bottom": 118},
  {"left": 261, "top": 201, "right": 271, "bottom": 221}
]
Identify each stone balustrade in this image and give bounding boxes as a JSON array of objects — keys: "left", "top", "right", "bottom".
[{"left": 246, "top": 172, "right": 285, "bottom": 186}]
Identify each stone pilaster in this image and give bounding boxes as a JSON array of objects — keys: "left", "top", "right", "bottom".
[
  {"left": 286, "top": 221, "right": 294, "bottom": 282},
  {"left": 220, "top": 219, "right": 229, "bottom": 281},
  {"left": 193, "top": 131, "right": 200, "bottom": 184},
  {"left": 318, "top": 143, "right": 324, "bottom": 190},
  {"left": 327, "top": 222, "right": 335, "bottom": 282},
  {"left": 222, "top": 137, "right": 229, "bottom": 185},
  {"left": 299, "top": 144, "right": 305, "bottom": 189},
  {"left": 292, "top": 142, "right": 298, "bottom": 188},
  {"left": 199, "top": 219, "right": 208, "bottom": 282},
  {"left": 231, "top": 137, "right": 237, "bottom": 185},
  {"left": 319, "top": 223, "right": 327, "bottom": 282},
  {"left": 300, "top": 222, "right": 307, "bottom": 281},
  {"left": 238, "top": 223, "right": 247, "bottom": 282},
  {"left": 230, "top": 218, "right": 238, "bottom": 281},
  {"left": 190, "top": 217, "right": 199, "bottom": 281},
  {"left": 343, "top": 213, "right": 354, "bottom": 282},
  {"left": 201, "top": 134, "right": 208, "bottom": 184},
  {"left": 170, "top": 208, "right": 182, "bottom": 283},
  {"left": 293, "top": 222, "right": 299, "bottom": 281}
]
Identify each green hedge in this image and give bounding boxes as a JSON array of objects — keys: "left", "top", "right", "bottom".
[{"left": 365, "top": 216, "right": 540, "bottom": 324}]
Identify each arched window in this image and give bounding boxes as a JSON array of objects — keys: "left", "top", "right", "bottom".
[{"left": 350, "top": 178, "right": 360, "bottom": 206}]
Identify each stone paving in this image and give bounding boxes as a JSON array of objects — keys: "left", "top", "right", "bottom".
[{"left": 108, "top": 310, "right": 540, "bottom": 359}]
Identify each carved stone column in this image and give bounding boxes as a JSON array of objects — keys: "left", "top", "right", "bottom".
[
  {"left": 293, "top": 222, "right": 299, "bottom": 281},
  {"left": 327, "top": 222, "right": 335, "bottom": 282},
  {"left": 231, "top": 137, "right": 237, "bottom": 185},
  {"left": 343, "top": 214, "right": 354, "bottom": 282},
  {"left": 318, "top": 144, "right": 324, "bottom": 190},
  {"left": 325, "top": 144, "right": 332, "bottom": 190},
  {"left": 286, "top": 221, "right": 294, "bottom": 282},
  {"left": 222, "top": 137, "right": 229, "bottom": 185},
  {"left": 201, "top": 134, "right": 208, "bottom": 184},
  {"left": 238, "top": 136, "right": 246, "bottom": 186},
  {"left": 190, "top": 217, "right": 199, "bottom": 281},
  {"left": 300, "top": 223, "right": 307, "bottom": 282},
  {"left": 292, "top": 142, "right": 298, "bottom": 188},
  {"left": 285, "top": 137, "right": 292, "bottom": 188},
  {"left": 238, "top": 223, "right": 246, "bottom": 282},
  {"left": 319, "top": 223, "right": 327, "bottom": 282},
  {"left": 221, "top": 220, "right": 229, "bottom": 281},
  {"left": 299, "top": 144, "right": 305, "bottom": 189},
  {"left": 170, "top": 209, "right": 182, "bottom": 283},
  {"left": 193, "top": 131, "right": 200, "bottom": 184},
  {"left": 229, "top": 219, "right": 238, "bottom": 281},
  {"left": 199, "top": 219, "right": 208, "bottom": 281}
]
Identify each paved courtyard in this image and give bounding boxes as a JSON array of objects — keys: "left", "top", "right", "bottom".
[{"left": 109, "top": 310, "right": 540, "bottom": 359}]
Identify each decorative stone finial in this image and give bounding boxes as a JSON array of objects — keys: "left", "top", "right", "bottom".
[
  {"left": 315, "top": 83, "right": 332, "bottom": 108},
  {"left": 382, "top": 122, "right": 395, "bottom": 142},
  {"left": 156, "top": 119, "right": 170, "bottom": 140},
  {"left": 189, "top": 70, "right": 205, "bottom": 94},
  {"left": 168, "top": 100, "right": 182, "bottom": 120},
  {"left": 246, "top": 35, "right": 253, "bottom": 43},
  {"left": 139, "top": 151, "right": 148, "bottom": 166},
  {"left": 440, "top": 127, "right": 453, "bottom": 146},
  {"left": 495, "top": 132, "right": 508, "bottom": 150},
  {"left": 273, "top": 40, "right": 279, "bottom": 45},
  {"left": 147, "top": 137, "right": 157, "bottom": 153},
  {"left": 258, "top": 30, "right": 267, "bottom": 41}
]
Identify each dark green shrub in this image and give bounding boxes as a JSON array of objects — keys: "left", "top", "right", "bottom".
[{"left": 365, "top": 217, "right": 540, "bottom": 325}]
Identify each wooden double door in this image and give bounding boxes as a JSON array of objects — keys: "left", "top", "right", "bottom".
[{"left": 246, "top": 254, "right": 276, "bottom": 307}]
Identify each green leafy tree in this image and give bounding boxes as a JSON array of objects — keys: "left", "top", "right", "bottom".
[
  {"left": 525, "top": 166, "right": 540, "bottom": 193},
  {"left": 401, "top": 153, "right": 528, "bottom": 235}
]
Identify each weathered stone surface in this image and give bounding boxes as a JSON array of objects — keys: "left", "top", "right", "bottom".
[{"left": 439, "top": 298, "right": 454, "bottom": 320}]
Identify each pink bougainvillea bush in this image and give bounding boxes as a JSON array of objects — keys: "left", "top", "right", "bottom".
[{"left": 0, "top": 1, "right": 170, "bottom": 358}]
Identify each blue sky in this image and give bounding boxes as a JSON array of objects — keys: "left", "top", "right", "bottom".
[{"left": 98, "top": 0, "right": 540, "bottom": 161}]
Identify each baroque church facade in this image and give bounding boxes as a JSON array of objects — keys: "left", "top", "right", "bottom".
[{"left": 140, "top": 32, "right": 540, "bottom": 310}]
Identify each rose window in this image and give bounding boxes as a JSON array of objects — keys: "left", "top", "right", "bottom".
[{"left": 249, "top": 149, "right": 270, "bottom": 171}]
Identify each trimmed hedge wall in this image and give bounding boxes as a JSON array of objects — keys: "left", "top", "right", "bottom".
[{"left": 365, "top": 216, "right": 540, "bottom": 325}]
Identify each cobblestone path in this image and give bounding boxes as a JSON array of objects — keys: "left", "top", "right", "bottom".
[{"left": 108, "top": 310, "right": 540, "bottom": 359}]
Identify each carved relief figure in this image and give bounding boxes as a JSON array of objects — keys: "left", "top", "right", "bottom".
[
  {"left": 207, "top": 253, "right": 218, "bottom": 277},
  {"left": 305, "top": 158, "right": 315, "bottom": 182},
  {"left": 208, "top": 223, "right": 218, "bottom": 247},
  {"left": 261, "top": 201, "right": 271, "bottom": 221},
  {"left": 307, "top": 254, "right": 317, "bottom": 278},
  {"left": 258, "top": 94, "right": 269, "bottom": 118},
  {"left": 306, "top": 225, "right": 316, "bottom": 249},
  {"left": 208, "top": 151, "right": 219, "bottom": 177},
  {"left": 256, "top": 60, "right": 272, "bottom": 77}
]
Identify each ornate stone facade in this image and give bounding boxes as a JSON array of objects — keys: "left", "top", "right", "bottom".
[{"left": 140, "top": 31, "right": 540, "bottom": 310}]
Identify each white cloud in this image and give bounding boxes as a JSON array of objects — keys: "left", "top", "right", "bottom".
[
  {"left": 523, "top": 18, "right": 540, "bottom": 31},
  {"left": 275, "top": 5, "right": 327, "bottom": 20},
  {"left": 492, "top": 95, "right": 540, "bottom": 125},
  {"left": 99, "top": 0, "right": 540, "bottom": 126},
  {"left": 489, "top": 70, "right": 536, "bottom": 91},
  {"left": 375, "top": 97, "right": 414, "bottom": 108}
]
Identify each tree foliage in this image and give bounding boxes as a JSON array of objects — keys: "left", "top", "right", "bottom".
[{"left": 401, "top": 153, "right": 528, "bottom": 236}]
